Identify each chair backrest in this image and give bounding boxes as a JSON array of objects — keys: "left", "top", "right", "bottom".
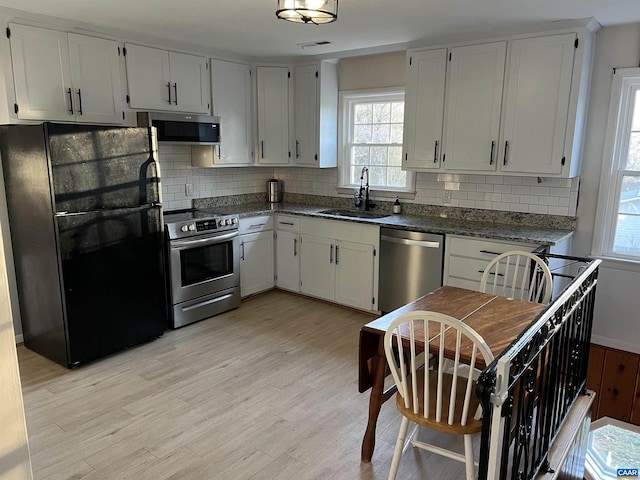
[
  {"left": 384, "top": 311, "right": 494, "bottom": 427},
  {"left": 480, "top": 250, "right": 553, "bottom": 304}
]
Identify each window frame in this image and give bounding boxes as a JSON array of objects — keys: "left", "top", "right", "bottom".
[
  {"left": 336, "top": 88, "right": 416, "bottom": 199},
  {"left": 593, "top": 68, "right": 640, "bottom": 263}
]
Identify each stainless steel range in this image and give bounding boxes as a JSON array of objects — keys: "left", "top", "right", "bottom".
[{"left": 164, "top": 209, "right": 241, "bottom": 328}]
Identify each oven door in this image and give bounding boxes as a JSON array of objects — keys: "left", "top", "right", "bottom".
[{"left": 169, "top": 231, "right": 240, "bottom": 304}]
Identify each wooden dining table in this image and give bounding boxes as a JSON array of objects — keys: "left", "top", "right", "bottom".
[{"left": 358, "top": 285, "right": 546, "bottom": 462}]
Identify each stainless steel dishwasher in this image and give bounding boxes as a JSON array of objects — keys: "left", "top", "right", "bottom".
[{"left": 379, "top": 228, "right": 444, "bottom": 313}]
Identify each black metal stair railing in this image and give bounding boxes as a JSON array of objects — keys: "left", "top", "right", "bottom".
[{"left": 476, "top": 255, "right": 601, "bottom": 480}]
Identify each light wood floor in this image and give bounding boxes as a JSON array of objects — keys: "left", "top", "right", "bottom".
[{"left": 18, "top": 290, "right": 473, "bottom": 479}]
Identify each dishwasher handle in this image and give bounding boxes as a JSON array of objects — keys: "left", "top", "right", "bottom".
[{"left": 381, "top": 235, "right": 441, "bottom": 248}]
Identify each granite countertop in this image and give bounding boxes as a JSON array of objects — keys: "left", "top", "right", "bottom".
[{"left": 203, "top": 202, "right": 574, "bottom": 246}]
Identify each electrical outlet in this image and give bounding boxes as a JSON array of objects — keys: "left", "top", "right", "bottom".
[
  {"left": 185, "top": 183, "right": 194, "bottom": 196},
  {"left": 443, "top": 190, "right": 451, "bottom": 203}
]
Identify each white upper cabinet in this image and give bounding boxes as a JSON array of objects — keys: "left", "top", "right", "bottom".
[
  {"left": 293, "top": 61, "right": 338, "bottom": 168},
  {"left": 403, "top": 27, "right": 594, "bottom": 178},
  {"left": 256, "top": 66, "right": 290, "bottom": 165},
  {"left": 68, "top": 34, "right": 123, "bottom": 124},
  {"left": 211, "top": 59, "right": 253, "bottom": 165},
  {"left": 9, "top": 24, "right": 123, "bottom": 123},
  {"left": 125, "top": 43, "right": 209, "bottom": 114},
  {"left": 402, "top": 48, "right": 447, "bottom": 170},
  {"left": 442, "top": 41, "right": 506, "bottom": 172},
  {"left": 499, "top": 34, "right": 577, "bottom": 176}
]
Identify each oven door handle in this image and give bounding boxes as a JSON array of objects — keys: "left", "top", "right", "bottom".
[{"left": 171, "top": 231, "right": 238, "bottom": 249}]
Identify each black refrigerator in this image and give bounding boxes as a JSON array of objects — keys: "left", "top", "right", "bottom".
[{"left": 1, "top": 123, "right": 168, "bottom": 367}]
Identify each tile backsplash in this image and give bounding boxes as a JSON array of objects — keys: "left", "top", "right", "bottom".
[{"left": 157, "top": 145, "right": 579, "bottom": 216}]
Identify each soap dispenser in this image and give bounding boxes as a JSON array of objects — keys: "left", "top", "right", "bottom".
[{"left": 392, "top": 196, "right": 402, "bottom": 214}]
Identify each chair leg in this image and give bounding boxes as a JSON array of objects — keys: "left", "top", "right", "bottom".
[
  {"left": 463, "top": 434, "right": 475, "bottom": 480},
  {"left": 388, "top": 416, "right": 410, "bottom": 480}
]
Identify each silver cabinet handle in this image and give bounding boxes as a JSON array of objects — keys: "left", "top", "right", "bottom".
[
  {"left": 380, "top": 235, "right": 440, "bottom": 248},
  {"left": 335, "top": 245, "right": 339, "bottom": 265},
  {"left": 248, "top": 223, "right": 265, "bottom": 229},
  {"left": 294, "top": 238, "right": 297, "bottom": 257}
]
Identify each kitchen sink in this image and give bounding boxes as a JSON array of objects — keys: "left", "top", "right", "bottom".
[{"left": 319, "top": 209, "right": 391, "bottom": 219}]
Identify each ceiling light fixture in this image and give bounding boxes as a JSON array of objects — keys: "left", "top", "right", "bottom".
[{"left": 276, "top": 0, "right": 338, "bottom": 25}]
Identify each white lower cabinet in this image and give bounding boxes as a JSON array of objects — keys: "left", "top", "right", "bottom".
[
  {"left": 275, "top": 215, "right": 300, "bottom": 292},
  {"left": 443, "top": 235, "right": 537, "bottom": 291},
  {"left": 300, "top": 218, "right": 379, "bottom": 312},
  {"left": 239, "top": 216, "right": 274, "bottom": 297}
]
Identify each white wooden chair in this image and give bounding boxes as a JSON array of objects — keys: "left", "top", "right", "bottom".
[
  {"left": 480, "top": 250, "right": 553, "bottom": 304},
  {"left": 384, "top": 311, "right": 494, "bottom": 480}
]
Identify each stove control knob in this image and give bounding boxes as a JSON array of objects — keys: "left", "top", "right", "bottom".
[
  {"left": 232, "top": 218, "right": 238, "bottom": 224},
  {"left": 180, "top": 225, "right": 189, "bottom": 232},
  {"left": 188, "top": 224, "right": 196, "bottom": 231},
  {"left": 218, "top": 220, "right": 225, "bottom": 227},
  {"left": 226, "top": 219, "right": 233, "bottom": 226}
]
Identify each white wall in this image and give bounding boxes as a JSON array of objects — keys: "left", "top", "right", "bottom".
[
  {"left": 0, "top": 220, "right": 32, "bottom": 479},
  {"left": 573, "top": 22, "right": 640, "bottom": 353}
]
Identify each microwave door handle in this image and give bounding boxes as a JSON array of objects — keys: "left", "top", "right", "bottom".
[{"left": 171, "top": 231, "right": 238, "bottom": 249}]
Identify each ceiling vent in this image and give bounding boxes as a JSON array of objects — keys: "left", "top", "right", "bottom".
[{"left": 297, "top": 40, "right": 332, "bottom": 49}]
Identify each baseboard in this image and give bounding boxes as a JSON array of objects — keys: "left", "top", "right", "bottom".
[{"left": 15, "top": 333, "right": 23, "bottom": 344}]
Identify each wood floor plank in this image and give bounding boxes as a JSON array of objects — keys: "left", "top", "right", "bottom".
[{"left": 19, "top": 290, "right": 470, "bottom": 479}]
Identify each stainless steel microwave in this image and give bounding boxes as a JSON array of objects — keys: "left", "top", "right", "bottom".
[{"left": 137, "top": 112, "right": 220, "bottom": 145}]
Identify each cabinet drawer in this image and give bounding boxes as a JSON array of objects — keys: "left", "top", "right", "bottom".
[
  {"left": 275, "top": 214, "right": 300, "bottom": 232},
  {"left": 448, "top": 235, "right": 535, "bottom": 260},
  {"left": 239, "top": 215, "right": 273, "bottom": 235}
]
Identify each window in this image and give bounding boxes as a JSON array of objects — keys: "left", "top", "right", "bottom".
[
  {"left": 585, "top": 417, "right": 640, "bottom": 480},
  {"left": 594, "top": 68, "right": 640, "bottom": 261},
  {"left": 338, "top": 89, "right": 415, "bottom": 195}
]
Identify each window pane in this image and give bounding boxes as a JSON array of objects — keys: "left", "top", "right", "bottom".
[
  {"left": 627, "top": 132, "right": 640, "bottom": 170},
  {"left": 613, "top": 175, "right": 640, "bottom": 255},
  {"left": 352, "top": 146, "right": 370, "bottom": 165},
  {"left": 369, "top": 167, "right": 385, "bottom": 185},
  {"left": 370, "top": 147, "right": 387, "bottom": 166},
  {"left": 389, "top": 146, "right": 402, "bottom": 166},
  {"left": 354, "top": 125, "right": 372, "bottom": 143},
  {"left": 391, "top": 124, "right": 403, "bottom": 144},
  {"left": 391, "top": 102, "right": 404, "bottom": 123},
  {"left": 354, "top": 104, "right": 372, "bottom": 124},
  {"left": 373, "top": 103, "right": 390, "bottom": 123},
  {"left": 372, "top": 124, "right": 390, "bottom": 143},
  {"left": 632, "top": 90, "right": 640, "bottom": 130},
  {"left": 387, "top": 167, "right": 407, "bottom": 187}
]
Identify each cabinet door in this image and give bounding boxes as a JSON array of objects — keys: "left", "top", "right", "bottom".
[
  {"left": 125, "top": 43, "right": 171, "bottom": 110},
  {"left": 294, "top": 64, "right": 318, "bottom": 166},
  {"left": 500, "top": 34, "right": 576, "bottom": 175},
  {"left": 240, "top": 231, "right": 274, "bottom": 297},
  {"left": 211, "top": 59, "right": 253, "bottom": 165},
  {"left": 403, "top": 48, "right": 447, "bottom": 170},
  {"left": 169, "top": 52, "right": 210, "bottom": 114},
  {"left": 256, "top": 66, "right": 290, "bottom": 165},
  {"left": 9, "top": 23, "right": 73, "bottom": 121},
  {"left": 276, "top": 230, "right": 300, "bottom": 292},
  {"left": 442, "top": 42, "right": 506, "bottom": 172},
  {"left": 300, "top": 234, "right": 334, "bottom": 301},
  {"left": 335, "top": 240, "right": 375, "bottom": 311},
  {"left": 68, "top": 34, "right": 123, "bottom": 124}
]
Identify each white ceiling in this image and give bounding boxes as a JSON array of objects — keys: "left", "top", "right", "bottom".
[{"left": 1, "top": 0, "right": 639, "bottom": 58}]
